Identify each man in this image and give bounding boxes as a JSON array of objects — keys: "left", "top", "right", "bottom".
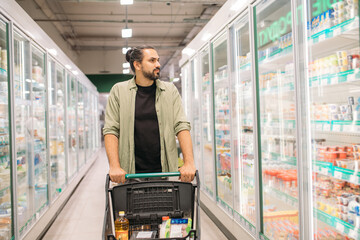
[{"left": 103, "top": 46, "right": 196, "bottom": 183}]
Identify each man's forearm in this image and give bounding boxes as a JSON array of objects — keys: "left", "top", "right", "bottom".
[
  {"left": 104, "top": 134, "right": 120, "bottom": 169},
  {"left": 177, "top": 130, "right": 194, "bottom": 165}
]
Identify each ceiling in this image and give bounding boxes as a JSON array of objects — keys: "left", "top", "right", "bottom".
[{"left": 15, "top": 0, "right": 226, "bottom": 81}]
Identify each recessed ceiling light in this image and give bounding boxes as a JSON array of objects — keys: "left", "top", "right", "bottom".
[
  {"left": 123, "top": 69, "right": 130, "bottom": 74},
  {"left": 122, "top": 47, "right": 131, "bottom": 54},
  {"left": 72, "top": 70, "right": 78, "bottom": 75},
  {"left": 65, "top": 65, "right": 72, "bottom": 70},
  {"left": 123, "top": 62, "right": 130, "bottom": 68},
  {"left": 122, "top": 28, "right": 132, "bottom": 38},
  {"left": 120, "top": 0, "right": 133, "bottom": 5}
]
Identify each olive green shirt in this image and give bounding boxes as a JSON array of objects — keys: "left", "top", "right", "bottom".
[{"left": 103, "top": 77, "right": 191, "bottom": 174}]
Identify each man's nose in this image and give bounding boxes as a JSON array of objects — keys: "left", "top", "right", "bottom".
[{"left": 156, "top": 61, "right": 161, "bottom": 68}]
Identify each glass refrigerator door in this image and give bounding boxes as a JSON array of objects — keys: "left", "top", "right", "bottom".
[
  {"left": 0, "top": 18, "right": 12, "bottom": 239},
  {"left": 85, "top": 90, "right": 90, "bottom": 161},
  {"left": 232, "top": 13, "right": 256, "bottom": 229},
  {"left": 201, "top": 48, "right": 215, "bottom": 197},
  {"left": 191, "top": 59, "right": 202, "bottom": 173},
  {"left": 67, "top": 74, "right": 77, "bottom": 178},
  {"left": 212, "top": 33, "right": 233, "bottom": 212},
  {"left": 48, "top": 59, "right": 66, "bottom": 199},
  {"left": 306, "top": 1, "right": 360, "bottom": 239},
  {"left": 31, "top": 45, "right": 48, "bottom": 218},
  {"left": 254, "top": 1, "right": 299, "bottom": 239},
  {"left": 77, "top": 82, "right": 85, "bottom": 168},
  {"left": 13, "top": 30, "right": 32, "bottom": 237}
]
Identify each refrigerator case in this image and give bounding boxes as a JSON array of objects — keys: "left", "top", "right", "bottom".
[
  {"left": 77, "top": 83, "right": 85, "bottom": 168},
  {"left": 232, "top": 13, "right": 257, "bottom": 230},
  {"left": 0, "top": 18, "right": 12, "bottom": 239},
  {"left": 67, "top": 74, "right": 77, "bottom": 179},
  {"left": 255, "top": 0, "right": 299, "bottom": 239},
  {"left": 201, "top": 48, "right": 215, "bottom": 197},
  {"left": 212, "top": 33, "right": 233, "bottom": 213},
  {"left": 307, "top": 0, "right": 360, "bottom": 239}
]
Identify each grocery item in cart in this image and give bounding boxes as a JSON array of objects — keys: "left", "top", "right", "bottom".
[
  {"left": 115, "top": 211, "right": 129, "bottom": 240},
  {"left": 130, "top": 231, "right": 156, "bottom": 239}
]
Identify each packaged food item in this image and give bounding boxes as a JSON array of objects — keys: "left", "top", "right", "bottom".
[
  {"left": 159, "top": 216, "right": 170, "bottom": 238},
  {"left": 168, "top": 218, "right": 192, "bottom": 238},
  {"left": 130, "top": 231, "right": 157, "bottom": 239}
]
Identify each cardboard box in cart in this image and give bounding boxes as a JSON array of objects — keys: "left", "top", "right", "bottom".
[{"left": 102, "top": 171, "right": 201, "bottom": 240}]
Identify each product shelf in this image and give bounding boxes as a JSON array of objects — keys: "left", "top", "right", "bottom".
[
  {"left": 312, "top": 120, "right": 360, "bottom": 134},
  {"left": 258, "top": 45, "right": 293, "bottom": 71},
  {"left": 234, "top": 210, "right": 257, "bottom": 236},
  {"left": 314, "top": 208, "right": 360, "bottom": 239},
  {"left": 309, "top": 68, "right": 360, "bottom": 88},
  {"left": 264, "top": 185, "right": 298, "bottom": 207},
  {"left": 313, "top": 160, "right": 360, "bottom": 185},
  {"left": 263, "top": 151, "right": 297, "bottom": 166},
  {"left": 310, "top": 17, "right": 359, "bottom": 57}
]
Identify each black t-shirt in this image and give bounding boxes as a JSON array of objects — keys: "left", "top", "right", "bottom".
[{"left": 134, "top": 82, "right": 162, "bottom": 173}]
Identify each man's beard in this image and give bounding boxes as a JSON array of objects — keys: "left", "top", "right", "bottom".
[{"left": 142, "top": 67, "right": 160, "bottom": 81}]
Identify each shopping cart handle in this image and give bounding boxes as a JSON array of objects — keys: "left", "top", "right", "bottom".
[{"left": 125, "top": 172, "right": 181, "bottom": 179}]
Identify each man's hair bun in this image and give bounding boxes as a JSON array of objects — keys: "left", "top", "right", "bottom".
[{"left": 125, "top": 48, "right": 134, "bottom": 62}]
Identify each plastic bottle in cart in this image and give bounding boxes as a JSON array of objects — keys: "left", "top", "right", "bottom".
[{"left": 115, "top": 211, "right": 129, "bottom": 240}]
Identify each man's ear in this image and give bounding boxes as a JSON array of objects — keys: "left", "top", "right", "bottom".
[{"left": 134, "top": 61, "right": 141, "bottom": 71}]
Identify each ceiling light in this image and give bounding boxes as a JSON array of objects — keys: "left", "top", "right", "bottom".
[
  {"left": 65, "top": 65, "right": 72, "bottom": 70},
  {"left": 123, "top": 62, "right": 130, "bottom": 68},
  {"left": 72, "top": 70, "right": 78, "bottom": 75},
  {"left": 182, "top": 48, "right": 195, "bottom": 56},
  {"left": 201, "top": 32, "right": 212, "bottom": 42},
  {"left": 120, "top": 0, "right": 133, "bottom": 5},
  {"left": 48, "top": 48, "right": 57, "bottom": 56},
  {"left": 173, "top": 78, "right": 180, "bottom": 82},
  {"left": 231, "top": 0, "right": 246, "bottom": 12},
  {"left": 122, "top": 28, "right": 132, "bottom": 38},
  {"left": 122, "top": 47, "right": 131, "bottom": 54},
  {"left": 123, "top": 69, "right": 130, "bottom": 74}
]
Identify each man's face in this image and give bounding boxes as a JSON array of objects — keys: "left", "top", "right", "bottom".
[{"left": 138, "top": 49, "right": 161, "bottom": 81}]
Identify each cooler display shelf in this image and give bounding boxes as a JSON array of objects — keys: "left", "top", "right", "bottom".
[
  {"left": 314, "top": 208, "right": 360, "bottom": 240},
  {"left": 263, "top": 152, "right": 297, "bottom": 166},
  {"left": 216, "top": 196, "right": 234, "bottom": 215},
  {"left": 234, "top": 210, "right": 257, "bottom": 236},
  {"left": 314, "top": 160, "right": 360, "bottom": 185},
  {"left": 262, "top": 119, "right": 296, "bottom": 130},
  {"left": 264, "top": 185, "right": 298, "bottom": 208},
  {"left": 312, "top": 120, "right": 360, "bottom": 133},
  {"left": 309, "top": 69, "right": 360, "bottom": 88}
]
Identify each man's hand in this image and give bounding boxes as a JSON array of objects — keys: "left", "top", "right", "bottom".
[
  {"left": 109, "top": 167, "right": 127, "bottom": 184},
  {"left": 179, "top": 161, "right": 196, "bottom": 182}
]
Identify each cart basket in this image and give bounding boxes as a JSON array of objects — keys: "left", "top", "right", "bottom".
[{"left": 103, "top": 171, "right": 200, "bottom": 240}]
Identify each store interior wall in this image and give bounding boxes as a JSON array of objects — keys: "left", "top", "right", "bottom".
[{"left": 79, "top": 50, "right": 127, "bottom": 74}]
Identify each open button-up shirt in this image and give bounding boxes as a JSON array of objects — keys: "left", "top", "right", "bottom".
[{"left": 103, "top": 77, "right": 191, "bottom": 174}]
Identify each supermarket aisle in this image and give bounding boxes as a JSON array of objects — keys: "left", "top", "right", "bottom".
[{"left": 42, "top": 148, "right": 227, "bottom": 240}]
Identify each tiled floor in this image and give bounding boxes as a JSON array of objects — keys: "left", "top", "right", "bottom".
[{"left": 42, "top": 148, "right": 227, "bottom": 240}]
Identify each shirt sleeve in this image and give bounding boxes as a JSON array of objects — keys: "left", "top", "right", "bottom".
[
  {"left": 103, "top": 85, "right": 120, "bottom": 138},
  {"left": 172, "top": 84, "right": 191, "bottom": 135}
]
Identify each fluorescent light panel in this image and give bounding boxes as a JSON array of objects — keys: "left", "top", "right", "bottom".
[
  {"left": 123, "top": 69, "right": 130, "bottom": 74},
  {"left": 122, "top": 28, "right": 132, "bottom": 38},
  {"left": 120, "top": 0, "right": 133, "bottom": 5},
  {"left": 123, "top": 62, "right": 130, "bottom": 68},
  {"left": 122, "top": 47, "right": 131, "bottom": 54}
]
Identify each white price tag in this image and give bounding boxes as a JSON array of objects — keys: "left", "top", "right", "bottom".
[
  {"left": 348, "top": 74, "right": 356, "bottom": 82},
  {"left": 321, "top": 78, "right": 328, "bottom": 85},
  {"left": 323, "top": 124, "right": 331, "bottom": 131},
  {"left": 319, "top": 34, "right": 326, "bottom": 42},
  {"left": 336, "top": 222, "right": 345, "bottom": 233},
  {"left": 334, "top": 28, "right": 341, "bottom": 36},
  {"left": 331, "top": 77, "right": 338, "bottom": 85},
  {"left": 321, "top": 168, "right": 328, "bottom": 175},
  {"left": 350, "top": 175, "right": 359, "bottom": 184},
  {"left": 334, "top": 171, "right": 343, "bottom": 179},
  {"left": 333, "top": 124, "right": 341, "bottom": 132},
  {"left": 349, "top": 229, "right": 358, "bottom": 239}
]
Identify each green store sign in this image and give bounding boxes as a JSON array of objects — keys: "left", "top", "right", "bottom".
[{"left": 258, "top": 0, "right": 341, "bottom": 47}]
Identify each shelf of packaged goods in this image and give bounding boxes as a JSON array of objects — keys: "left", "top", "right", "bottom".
[
  {"left": 309, "top": 68, "right": 360, "bottom": 89},
  {"left": 312, "top": 120, "right": 360, "bottom": 134},
  {"left": 263, "top": 152, "right": 297, "bottom": 166},
  {"left": 258, "top": 46, "right": 293, "bottom": 72},
  {"left": 313, "top": 160, "right": 360, "bottom": 185},
  {"left": 310, "top": 17, "right": 359, "bottom": 57},
  {"left": 314, "top": 208, "right": 360, "bottom": 239},
  {"left": 264, "top": 185, "right": 298, "bottom": 208},
  {"left": 234, "top": 210, "right": 257, "bottom": 236},
  {"left": 260, "top": 83, "right": 295, "bottom": 96},
  {"left": 262, "top": 119, "right": 296, "bottom": 130}
]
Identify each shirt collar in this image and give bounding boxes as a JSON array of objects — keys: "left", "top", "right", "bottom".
[{"left": 128, "top": 77, "right": 165, "bottom": 91}]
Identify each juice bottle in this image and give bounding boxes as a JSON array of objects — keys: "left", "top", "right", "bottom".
[{"left": 115, "top": 211, "right": 129, "bottom": 240}]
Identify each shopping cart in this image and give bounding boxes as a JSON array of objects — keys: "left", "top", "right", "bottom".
[{"left": 102, "top": 171, "right": 200, "bottom": 240}]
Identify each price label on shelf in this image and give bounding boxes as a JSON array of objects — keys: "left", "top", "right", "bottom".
[
  {"left": 336, "top": 222, "right": 345, "bottom": 233},
  {"left": 332, "top": 124, "right": 341, "bottom": 132},
  {"left": 331, "top": 77, "right": 338, "bottom": 85},
  {"left": 319, "top": 34, "right": 326, "bottom": 42},
  {"left": 349, "top": 229, "right": 358, "bottom": 239},
  {"left": 323, "top": 124, "right": 331, "bottom": 131},
  {"left": 350, "top": 175, "right": 359, "bottom": 184},
  {"left": 320, "top": 168, "right": 328, "bottom": 175},
  {"left": 334, "top": 28, "right": 341, "bottom": 36},
  {"left": 334, "top": 171, "right": 343, "bottom": 179}
]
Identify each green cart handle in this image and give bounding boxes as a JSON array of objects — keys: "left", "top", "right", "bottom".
[{"left": 125, "top": 172, "right": 181, "bottom": 179}]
